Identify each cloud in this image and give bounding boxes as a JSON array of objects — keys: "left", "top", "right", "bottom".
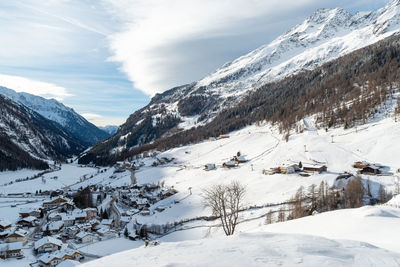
[
  {"left": 104, "top": 0, "right": 389, "bottom": 96},
  {"left": 0, "top": 74, "right": 72, "bottom": 101}
]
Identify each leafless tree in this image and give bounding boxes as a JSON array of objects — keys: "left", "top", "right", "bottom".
[{"left": 203, "top": 181, "right": 246, "bottom": 236}]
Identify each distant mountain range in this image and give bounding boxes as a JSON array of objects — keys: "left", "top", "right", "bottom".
[
  {"left": 0, "top": 86, "right": 110, "bottom": 147},
  {"left": 99, "top": 125, "right": 119, "bottom": 135},
  {"left": 79, "top": 0, "right": 400, "bottom": 165},
  {"left": 0, "top": 87, "right": 113, "bottom": 171}
]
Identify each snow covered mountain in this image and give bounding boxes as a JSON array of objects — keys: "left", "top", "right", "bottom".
[
  {"left": 0, "top": 95, "right": 86, "bottom": 171},
  {"left": 80, "top": 0, "right": 400, "bottom": 165},
  {"left": 99, "top": 125, "right": 119, "bottom": 135},
  {"left": 0, "top": 86, "right": 110, "bottom": 146}
]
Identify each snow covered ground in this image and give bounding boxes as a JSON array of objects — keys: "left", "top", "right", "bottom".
[{"left": 82, "top": 229, "right": 400, "bottom": 267}]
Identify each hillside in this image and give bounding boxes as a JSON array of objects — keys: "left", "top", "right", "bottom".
[
  {"left": 0, "top": 95, "right": 85, "bottom": 171},
  {"left": 79, "top": 0, "right": 400, "bottom": 166},
  {"left": 80, "top": 31, "right": 400, "bottom": 165},
  {"left": 0, "top": 86, "right": 110, "bottom": 146}
]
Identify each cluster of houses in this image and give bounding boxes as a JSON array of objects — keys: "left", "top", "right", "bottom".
[
  {"left": 34, "top": 236, "right": 83, "bottom": 266},
  {"left": 263, "top": 162, "right": 327, "bottom": 176},
  {"left": 118, "top": 184, "right": 177, "bottom": 218},
  {"left": 352, "top": 161, "right": 389, "bottom": 175}
]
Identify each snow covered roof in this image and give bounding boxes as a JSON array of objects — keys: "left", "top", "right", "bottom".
[
  {"left": 58, "top": 260, "right": 81, "bottom": 267},
  {"left": 39, "top": 253, "right": 60, "bottom": 263},
  {"left": 34, "top": 236, "right": 63, "bottom": 250},
  {"left": 20, "top": 215, "right": 37, "bottom": 222},
  {"left": 0, "top": 242, "right": 22, "bottom": 252},
  {"left": 0, "top": 219, "right": 11, "bottom": 227},
  {"left": 100, "top": 219, "right": 113, "bottom": 225},
  {"left": 76, "top": 231, "right": 91, "bottom": 239},
  {"left": 10, "top": 229, "right": 29, "bottom": 237}
]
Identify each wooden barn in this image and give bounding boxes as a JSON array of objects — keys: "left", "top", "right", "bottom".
[{"left": 303, "top": 165, "right": 327, "bottom": 173}]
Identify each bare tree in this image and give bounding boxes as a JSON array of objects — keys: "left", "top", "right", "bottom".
[
  {"left": 265, "top": 210, "right": 273, "bottom": 225},
  {"left": 203, "top": 181, "right": 246, "bottom": 236}
]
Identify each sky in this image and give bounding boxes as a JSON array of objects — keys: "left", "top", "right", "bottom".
[{"left": 0, "top": 0, "right": 390, "bottom": 126}]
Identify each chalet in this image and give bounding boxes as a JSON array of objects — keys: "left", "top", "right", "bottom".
[
  {"left": 38, "top": 254, "right": 62, "bottom": 267},
  {"left": 223, "top": 161, "right": 237, "bottom": 168},
  {"left": 140, "top": 209, "right": 151, "bottom": 216},
  {"left": 303, "top": 164, "right": 327, "bottom": 173},
  {"left": 60, "top": 201, "right": 75, "bottom": 211},
  {"left": 0, "top": 242, "right": 23, "bottom": 259},
  {"left": 84, "top": 208, "right": 98, "bottom": 220},
  {"left": 34, "top": 236, "right": 63, "bottom": 254},
  {"left": 61, "top": 215, "right": 75, "bottom": 227},
  {"left": 56, "top": 249, "right": 83, "bottom": 261},
  {"left": 97, "top": 228, "right": 116, "bottom": 239},
  {"left": 233, "top": 156, "right": 248, "bottom": 164},
  {"left": 65, "top": 226, "right": 80, "bottom": 239},
  {"left": 204, "top": 164, "right": 216, "bottom": 171},
  {"left": 353, "top": 161, "right": 370, "bottom": 169},
  {"left": 57, "top": 260, "right": 81, "bottom": 267},
  {"left": 160, "top": 188, "right": 177, "bottom": 199},
  {"left": 43, "top": 197, "right": 68, "bottom": 210},
  {"left": 48, "top": 213, "right": 62, "bottom": 222},
  {"left": 136, "top": 199, "right": 150, "bottom": 209},
  {"left": 75, "top": 231, "right": 93, "bottom": 243},
  {"left": 360, "top": 165, "right": 381, "bottom": 175},
  {"left": 7, "top": 229, "right": 29, "bottom": 245},
  {"left": 43, "top": 221, "right": 64, "bottom": 234},
  {"left": 17, "top": 215, "right": 37, "bottom": 227},
  {"left": 19, "top": 207, "right": 41, "bottom": 218},
  {"left": 74, "top": 212, "right": 87, "bottom": 224},
  {"left": 120, "top": 216, "right": 130, "bottom": 228},
  {"left": 0, "top": 219, "right": 11, "bottom": 231},
  {"left": 100, "top": 219, "right": 114, "bottom": 227}
]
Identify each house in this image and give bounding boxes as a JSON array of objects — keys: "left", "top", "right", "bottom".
[
  {"left": 58, "top": 260, "right": 80, "bottom": 267},
  {"left": 43, "top": 197, "right": 68, "bottom": 210},
  {"left": 62, "top": 214, "right": 75, "bottom": 227},
  {"left": 140, "top": 209, "right": 151, "bottom": 216},
  {"left": 75, "top": 231, "right": 93, "bottom": 243},
  {"left": 18, "top": 215, "right": 37, "bottom": 227},
  {"left": 353, "top": 161, "right": 369, "bottom": 169},
  {"left": 48, "top": 213, "right": 62, "bottom": 222},
  {"left": 57, "top": 249, "right": 83, "bottom": 261},
  {"left": 97, "top": 228, "right": 116, "bottom": 239},
  {"left": 360, "top": 165, "right": 381, "bottom": 175},
  {"left": 233, "top": 156, "right": 248, "bottom": 164},
  {"left": 57, "top": 260, "right": 81, "bottom": 267},
  {"left": 7, "top": 229, "right": 29, "bottom": 245},
  {"left": 136, "top": 199, "right": 149, "bottom": 209},
  {"left": 0, "top": 242, "right": 23, "bottom": 259},
  {"left": 38, "top": 254, "right": 62, "bottom": 267},
  {"left": 120, "top": 216, "right": 130, "bottom": 228},
  {"left": 100, "top": 219, "right": 114, "bottom": 227},
  {"left": 223, "top": 161, "right": 237, "bottom": 168},
  {"left": 303, "top": 164, "right": 327, "bottom": 173},
  {"left": 19, "top": 207, "right": 41, "bottom": 218},
  {"left": 34, "top": 236, "right": 63, "bottom": 254},
  {"left": 65, "top": 226, "right": 80, "bottom": 239},
  {"left": 60, "top": 201, "right": 75, "bottom": 211},
  {"left": 0, "top": 219, "right": 11, "bottom": 231},
  {"left": 84, "top": 208, "right": 98, "bottom": 220},
  {"left": 161, "top": 188, "right": 178, "bottom": 199},
  {"left": 204, "top": 164, "right": 216, "bottom": 171},
  {"left": 43, "top": 221, "right": 64, "bottom": 234},
  {"left": 74, "top": 212, "right": 87, "bottom": 224}
]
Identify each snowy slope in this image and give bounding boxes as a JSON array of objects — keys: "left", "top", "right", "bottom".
[
  {"left": 0, "top": 86, "right": 109, "bottom": 146},
  {"left": 82, "top": 230, "right": 400, "bottom": 267}
]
